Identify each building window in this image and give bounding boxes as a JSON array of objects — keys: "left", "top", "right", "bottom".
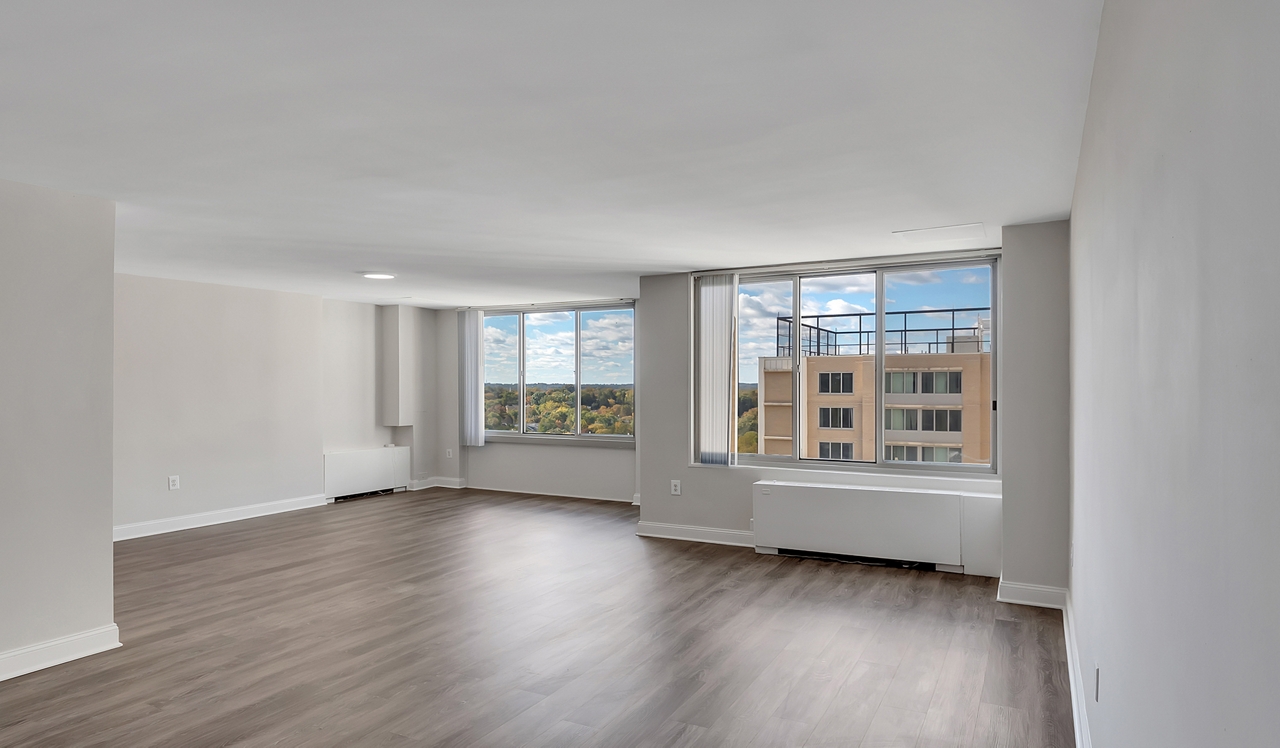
[
  {"left": 921, "top": 409, "right": 962, "bottom": 432},
  {"left": 921, "top": 371, "right": 961, "bottom": 394},
  {"left": 483, "top": 306, "right": 634, "bottom": 437},
  {"left": 819, "top": 442, "right": 854, "bottom": 460},
  {"left": 818, "top": 372, "right": 854, "bottom": 393},
  {"left": 885, "top": 371, "right": 918, "bottom": 394},
  {"left": 819, "top": 407, "right": 854, "bottom": 429},
  {"left": 702, "top": 256, "right": 995, "bottom": 470},
  {"left": 885, "top": 408, "right": 918, "bottom": 431},
  {"left": 886, "top": 444, "right": 962, "bottom": 463}
]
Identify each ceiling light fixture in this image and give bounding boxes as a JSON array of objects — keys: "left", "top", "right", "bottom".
[{"left": 362, "top": 273, "right": 395, "bottom": 280}]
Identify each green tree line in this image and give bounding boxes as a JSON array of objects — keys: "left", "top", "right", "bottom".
[{"left": 484, "top": 384, "right": 634, "bottom": 436}]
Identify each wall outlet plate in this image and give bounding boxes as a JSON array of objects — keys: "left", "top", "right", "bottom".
[
  {"left": 168, "top": 475, "right": 180, "bottom": 491},
  {"left": 670, "top": 480, "right": 681, "bottom": 496}
]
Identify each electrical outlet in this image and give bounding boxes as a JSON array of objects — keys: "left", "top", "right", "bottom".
[
  {"left": 446, "top": 448, "right": 453, "bottom": 459},
  {"left": 670, "top": 480, "right": 681, "bottom": 496},
  {"left": 168, "top": 475, "right": 180, "bottom": 491}
]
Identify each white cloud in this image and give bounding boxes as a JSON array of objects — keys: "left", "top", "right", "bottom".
[
  {"left": 800, "top": 298, "right": 871, "bottom": 317},
  {"left": 801, "top": 274, "right": 875, "bottom": 295},
  {"left": 886, "top": 270, "right": 942, "bottom": 287},
  {"left": 525, "top": 311, "right": 573, "bottom": 326}
]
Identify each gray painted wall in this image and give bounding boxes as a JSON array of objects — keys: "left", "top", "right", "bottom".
[
  {"left": 466, "top": 442, "right": 636, "bottom": 502},
  {"left": 434, "top": 310, "right": 463, "bottom": 484},
  {"left": 409, "top": 306, "right": 439, "bottom": 482},
  {"left": 1069, "top": 0, "right": 1280, "bottom": 744},
  {"left": 636, "top": 272, "right": 1001, "bottom": 535},
  {"left": 1000, "top": 221, "right": 1071, "bottom": 591},
  {"left": 114, "top": 275, "right": 325, "bottom": 526},
  {"left": 0, "top": 180, "right": 115, "bottom": 657}
]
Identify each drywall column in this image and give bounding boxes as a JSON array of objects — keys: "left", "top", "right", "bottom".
[
  {"left": 0, "top": 179, "right": 117, "bottom": 680},
  {"left": 378, "top": 305, "right": 418, "bottom": 427},
  {"left": 1070, "top": 0, "right": 1280, "bottom": 744},
  {"left": 998, "top": 220, "right": 1071, "bottom": 605},
  {"left": 410, "top": 307, "right": 439, "bottom": 484},
  {"left": 434, "top": 310, "right": 463, "bottom": 486}
]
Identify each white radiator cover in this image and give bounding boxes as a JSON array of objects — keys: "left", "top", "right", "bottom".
[
  {"left": 752, "top": 480, "right": 1002, "bottom": 577},
  {"left": 324, "top": 446, "right": 411, "bottom": 499}
]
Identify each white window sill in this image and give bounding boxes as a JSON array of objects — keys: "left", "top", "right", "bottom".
[{"left": 695, "top": 456, "right": 1000, "bottom": 496}]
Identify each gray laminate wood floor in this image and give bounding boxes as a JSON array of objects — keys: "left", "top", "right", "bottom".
[{"left": 0, "top": 488, "right": 1074, "bottom": 747}]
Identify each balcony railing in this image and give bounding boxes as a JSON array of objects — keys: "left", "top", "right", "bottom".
[{"left": 776, "top": 307, "right": 991, "bottom": 356}]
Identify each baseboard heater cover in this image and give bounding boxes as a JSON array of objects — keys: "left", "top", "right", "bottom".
[
  {"left": 753, "top": 480, "right": 991, "bottom": 570},
  {"left": 324, "top": 446, "right": 411, "bottom": 499}
]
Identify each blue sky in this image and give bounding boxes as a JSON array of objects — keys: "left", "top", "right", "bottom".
[
  {"left": 737, "top": 266, "right": 991, "bottom": 383},
  {"left": 580, "top": 309, "right": 634, "bottom": 385},
  {"left": 484, "top": 309, "right": 634, "bottom": 386},
  {"left": 484, "top": 314, "right": 519, "bottom": 383}
]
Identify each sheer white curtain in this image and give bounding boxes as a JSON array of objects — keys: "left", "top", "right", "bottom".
[
  {"left": 695, "top": 274, "right": 736, "bottom": 464},
  {"left": 460, "top": 309, "right": 485, "bottom": 447}
]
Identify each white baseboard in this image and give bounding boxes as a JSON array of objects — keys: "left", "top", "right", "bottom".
[
  {"left": 1064, "top": 592, "right": 1092, "bottom": 748},
  {"left": 113, "top": 493, "right": 327, "bottom": 541},
  {"left": 636, "top": 520, "right": 756, "bottom": 548},
  {"left": 996, "top": 578, "right": 1068, "bottom": 609},
  {"left": 0, "top": 624, "right": 120, "bottom": 683},
  {"left": 409, "top": 477, "right": 466, "bottom": 490}
]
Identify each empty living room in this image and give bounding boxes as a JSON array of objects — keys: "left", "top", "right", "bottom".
[{"left": 2, "top": 2, "right": 1278, "bottom": 747}]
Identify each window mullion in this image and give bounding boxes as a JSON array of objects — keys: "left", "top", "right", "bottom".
[
  {"left": 518, "top": 312, "right": 526, "bottom": 434},
  {"left": 575, "top": 311, "right": 582, "bottom": 435},
  {"left": 875, "top": 269, "right": 886, "bottom": 465},
  {"left": 791, "top": 274, "right": 801, "bottom": 461}
]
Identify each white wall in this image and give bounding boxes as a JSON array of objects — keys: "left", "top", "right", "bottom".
[
  {"left": 466, "top": 442, "right": 636, "bottom": 502},
  {"left": 1070, "top": 0, "right": 1280, "bottom": 744},
  {"left": 114, "top": 275, "right": 325, "bottom": 527},
  {"left": 1000, "top": 221, "right": 1072, "bottom": 595},
  {"left": 636, "top": 272, "right": 1001, "bottom": 537},
  {"left": 0, "top": 179, "right": 117, "bottom": 678},
  {"left": 323, "top": 299, "right": 393, "bottom": 453},
  {"left": 115, "top": 279, "right": 420, "bottom": 531}
]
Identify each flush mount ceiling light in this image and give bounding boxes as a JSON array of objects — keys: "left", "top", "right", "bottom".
[{"left": 361, "top": 273, "right": 395, "bottom": 280}]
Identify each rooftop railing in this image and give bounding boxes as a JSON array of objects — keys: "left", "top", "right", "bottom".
[{"left": 776, "top": 307, "right": 991, "bottom": 356}]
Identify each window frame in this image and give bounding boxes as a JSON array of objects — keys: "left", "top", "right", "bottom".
[
  {"left": 481, "top": 300, "right": 636, "bottom": 443},
  {"left": 705, "top": 250, "right": 999, "bottom": 475}
]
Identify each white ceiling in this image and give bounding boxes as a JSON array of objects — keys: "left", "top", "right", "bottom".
[{"left": 0, "top": 2, "right": 1103, "bottom": 307}]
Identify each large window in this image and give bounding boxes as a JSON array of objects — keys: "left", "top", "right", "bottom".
[
  {"left": 483, "top": 306, "right": 634, "bottom": 437},
  {"left": 703, "top": 256, "right": 995, "bottom": 471}
]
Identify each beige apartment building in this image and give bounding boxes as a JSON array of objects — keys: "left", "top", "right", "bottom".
[{"left": 755, "top": 350, "right": 992, "bottom": 464}]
